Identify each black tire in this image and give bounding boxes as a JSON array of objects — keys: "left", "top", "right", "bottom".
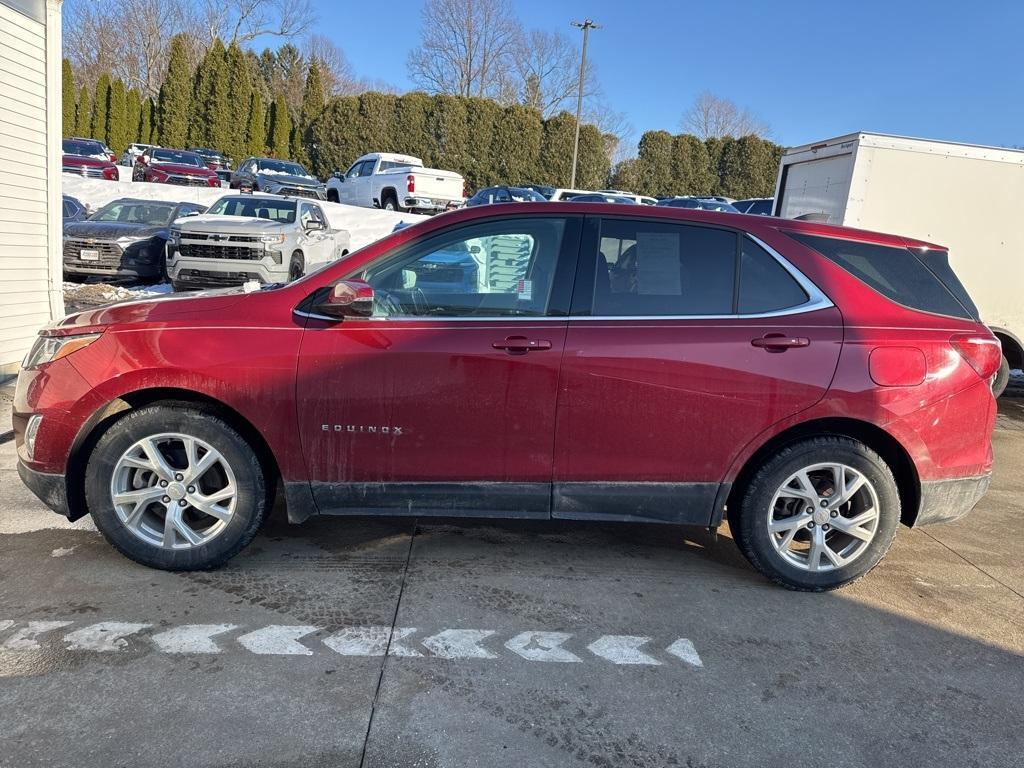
[
  {"left": 327, "top": 189, "right": 339, "bottom": 203},
  {"left": 170, "top": 279, "right": 191, "bottom": 292},
  {"left": 288, "top": 251, "right": 304, "bottom": 282},
  {"left": 85, "top": 404, "right": 268, "bottom": 571},
  {"left": 382, "top": 193, "right": 400, "bottom": 212},
  {"left": 730, "top": 436, "right": 900, "bottom": 591},
  {"left": 992, "top": 353, "right": 1010, "bottom": 398}
]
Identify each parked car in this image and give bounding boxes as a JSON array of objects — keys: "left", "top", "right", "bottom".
[
  {"left": 327, "top": 152, "right": 464, "bottom": 213},
  {"left": 547, "top": 188, "right": 594, "bottom": 201},
  {"left": 15, "top": 203, "right": 998, "bottom": 590},
  {"left": 190, "top": 147, "right": 232, "bottom": 171},
  {"left": 63, "top": 198, "right": 206, "bottom": 282},
  {"left": 215, "top": 169, "right": 232, "bottom": 188},
  {"left": 520, "top": 183, "right": 556, "bottom": 200},
  {"left": 657, "top": 197, "right": 741, "bottom": 213},
  {"left": 133, "top": 148, "right": 220, "bottom": 187},
  {"left": 566, "top": 193, "right": 639, "bottom": 205},
  {"left": 67, "top": 136, "right": 116, "bottom": 163},
  {"left": 166, "top": 194, "right": 349, "bottom": 290},
  {"left": 598, "top": 190, "right": 659, "bottom": 205},
  {"left": 465, "top": 186, "right": 547, "bottom": 206},
  {"left": 121, "top": 143, "right": 157, "bottom": 166},
  {"left": 61, "top": 194, "right": 89, "bottom": 222},
  {"left": 63, "top": 138, "right": 110, "bottom": 161},
  {"left": 231, "top": 157, "right": 326, "bottom": 200},
  {"left": 734, "top": 197, "right": 774, "bottom": 216},
  {"left": 62, "top": 150, "right": 118, "bottom": 181}
]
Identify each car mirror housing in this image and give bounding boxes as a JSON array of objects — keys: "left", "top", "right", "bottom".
[
  {"left": 317, "top": 280, "right": 374, "bottom": 318},
  {"left": 306, "top": 219, "right": 325, "bottom": 231}
]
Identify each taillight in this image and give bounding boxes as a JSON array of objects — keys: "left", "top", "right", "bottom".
[
  {"left": 407, "top": 174, "right": 415, "bottom": 194},
  {"left": 102, "top": 166, "right": 118, "bottom": 181},
  {"left": 207, "top": 175, "right": 219, "bottom": 187},
  {"left": 950, "top": 333, "right": 1002, "bottom": 380}
]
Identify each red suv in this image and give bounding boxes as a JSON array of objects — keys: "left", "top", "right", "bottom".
[
  {"left": 132, "top": 147, "right": 220, "bottom": 187},
  {"left": 13, "top": 204, "right": 999, "bottom": 590}
]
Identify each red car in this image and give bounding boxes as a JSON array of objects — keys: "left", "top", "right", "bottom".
[
  {"left": 62, "top": 152, "right": 118, "bottom": 181},
  {"left": 132, "top": 147, "right": 220, "bottom": 187},
  {"left": 13, "top": 204, "right": 999, "bottom": 590}
]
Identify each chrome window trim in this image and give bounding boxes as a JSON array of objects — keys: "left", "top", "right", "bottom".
[{"left": 295, "top": 232, "right": 834, "bottom": 324}]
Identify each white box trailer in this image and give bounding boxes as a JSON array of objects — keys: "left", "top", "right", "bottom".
[{"left": 774, "top": 131, "right": 1024, "bottom": 394}]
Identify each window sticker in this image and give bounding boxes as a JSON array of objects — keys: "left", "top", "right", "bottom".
[{"left": 517, "top": 279, "right": 533, "bottom": 301}]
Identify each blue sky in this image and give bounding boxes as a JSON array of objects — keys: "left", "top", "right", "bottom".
[{"left": 316, "top": 0, "right": 1023, "bottom": 150}]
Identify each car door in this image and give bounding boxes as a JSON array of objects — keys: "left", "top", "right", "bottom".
[
  {"left": 298, "top": 203, "right": 335, "bottom": 267},
  {"left": 552, "top": 215, "right": 843, "bottom": 525},
  {"left": 295, "top": 214, "right": 582, "bottom": 518},
  {"left": 341, "top": 160, "right": 371, "bottom": 206},
  {"left": 337, "top": 161, "right": 360, "bottom": 205}
]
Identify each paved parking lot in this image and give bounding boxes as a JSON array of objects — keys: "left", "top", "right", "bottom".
[{"left": 1, "top": 385, "right": 1022, "bottom": 768}]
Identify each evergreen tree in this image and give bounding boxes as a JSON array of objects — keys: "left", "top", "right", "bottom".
[
  {"left": 246, "top": 91, "right": 266, "bottom": 157},
  {"left": 608, "top": 158, "right": 643, "bottom": 193},
  {"left": 308, "top": 96, "right": 360, "bottom": 176},
  {"left": 575, "top": 124, "right": 610, "bottom": 190},
  {"left": 635, "top": 130, "right": 674, "bottom": 196},
  {"left": 75, "top": 85, "right": 91, "bottom": 137},
  {"left": 539, "top": 112, "right": 577, "bottom": 188},
  {"left": 298, "top": 57, "right": 326, "bottom": 167},
  {"left": 357, "top": 92, "right": 398, "bottom": 154},
  {"left": 395, "top": 92, "right": 432, "bottom": 163},
  {"left": 106, "top": 79, "right": 128, "bottom": 154},
  {"left": 491, "top": 104, "right": 542, "bottom": 185},
  {"left": 715, "top": 137, "right": 741, "bottom": 197},
  {"left": 269, "top": 94, "right": 291, "bottom": 158},
  {"left": 90, "top": 73, "right": 111, "bottom": 142},
  {"left": 426, "top": 95, "right": 469, "bottom": 174},
  {"left": 125, "top": 89, "right": 141, "bottom": 145},
  {"left": 190, "top": 38, "right": 229, "bottom": 148},
  {"left": 464, "top": 97, "right": 502, "bottom": 190},
  {"left": 61, "top": 59, "right": 75, "bottom": 137},
  {"left": 158, "top": 35, "right": 192, "bottom": 148},
  {"left": 139, "top": 97, "right": 154, "bottom": 145},
  {"left": 225, "top": 42, "right": 253, "bottom": 161}
]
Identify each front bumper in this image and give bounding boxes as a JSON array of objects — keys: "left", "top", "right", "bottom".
[
  {"left": 62, "top": 260, "right": 161, "bottom": 279},
  {"left": 914, "top": 474, "right": 992, "bottom": 526},
  {"left": 167, "top": 256, "right": 288, "bottom": 287},
  {"left": 18, "top": 461, "right": 73, "bottom": 519}
]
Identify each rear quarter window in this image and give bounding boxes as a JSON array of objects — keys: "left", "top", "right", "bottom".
[{"left": 787, "top": 232, "right": 978, "bottom": 321}]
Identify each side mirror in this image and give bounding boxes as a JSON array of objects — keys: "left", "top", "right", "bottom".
[
  {"left": 317, "top": 280, "right": 374, "bottom": 318},
  {"left": 305, "top": 219, "right": 325, "bottom": 231}
]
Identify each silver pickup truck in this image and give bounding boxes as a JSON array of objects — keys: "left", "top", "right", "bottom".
[{"left": 167, "top": 194, "right": 350, "bottom": 290}]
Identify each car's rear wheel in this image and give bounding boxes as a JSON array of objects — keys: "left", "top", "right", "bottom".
[
  {"left": 85, "top": 404, "right": 268, "bottom": 570},
  {"left": 382, "top": 193, "right": 400, "bottom": 212},
  {"left": 730, "top": 436, "right": 900, "bottom": 591},
  {"left": 992, "top": 353, "right": 1010, "bottom": 398}
]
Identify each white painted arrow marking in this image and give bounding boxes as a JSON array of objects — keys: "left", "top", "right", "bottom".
[
  {"left": 323, "top": 626, "right": 422, "bottom": 657},
  {"left": 505, "top": 631, "right": 581, "bottom": 663},
  {"left": 587, "top": 635, "right": 661, "bottom": 665},
  {"left": 665, "top": 638, "right": 703, "bottom": 668},
  {"left": 237, "top": 625, "right": 319, "bottom": 655},
  {"left": 422, "top": 629, "right": 497, "bottom": 659},
  {"left": 3, "top": 620, "right": 74, "bottom": 650},
  {"left": 64, "top": 622, "right": 151, "bottom": 652},
  {"left": 151, "top": 624, "right": 236, "bottom": 654}
]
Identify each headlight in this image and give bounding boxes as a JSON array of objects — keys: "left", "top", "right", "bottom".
[
  {"left": 22, "top": 333, "right": 102, "bottom": 369},
  {"left": 116, "top": 235, "right": 148, "bottom": 248},
  {"left": 259, "top": 234, "right": 285, "bottom": 244},
  {"left": 169, "top": 229, "right": 181, "bottom": 245}
]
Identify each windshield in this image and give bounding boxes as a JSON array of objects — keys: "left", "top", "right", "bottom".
[
  {"left": 206, "top": 196, "right": 296, "bottom": 222},
  {"left": 152, "top": 149, "right": 205, "bottom": 167},
  {"left": 63, "top": 139, "right": 104, "bottom": 156},
  {"left": 90, "top": 201, "right": 175, "bottom": 225},
  {"left": 257, "top": 159, "right": 310, "bottom": 176}
]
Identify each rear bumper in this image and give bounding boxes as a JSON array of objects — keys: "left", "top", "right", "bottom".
[
  {"left": 18, "top": 461, "right": 73, "bottom": 520},
  {"left": 914, "top": 474, "right": 991, "bottom": 526}
]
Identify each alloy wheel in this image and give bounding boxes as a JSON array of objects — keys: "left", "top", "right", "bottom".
[
  {"left": 766, "top": 462, "right": 880, "bottom": 572},
  {"left": 110, "top": 432, "right": 238, "bottom": 549}
]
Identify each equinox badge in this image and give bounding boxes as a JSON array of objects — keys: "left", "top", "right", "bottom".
[{"left": 322, "top": 424, "right": 403, "bottom": 435}]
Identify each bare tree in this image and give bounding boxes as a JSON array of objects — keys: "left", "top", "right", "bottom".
[
  {"left": 63, "top": 0, "right": 204, "bottom": 97},
  {"left": 516, "top": 29, "right": 595, "bottom": 117},
  {"left": 303, "top": 34, "right": 362, "bottom": 96},
  {"left": 202, "top": 0, "right": 315, "bottom": 45},
  {"left": 407, "top": 0, "right": 521, "bottom": 99},
  {"left": 585, "top": 100, "right": 635, "bottom": 165},
  {"left": 680, "top": 91, "right": 771, "bottom": 139}
]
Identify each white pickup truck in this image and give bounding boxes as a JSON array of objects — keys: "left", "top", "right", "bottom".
[{"left": 326, "top": 152, "right": 464, "bottom": 214}]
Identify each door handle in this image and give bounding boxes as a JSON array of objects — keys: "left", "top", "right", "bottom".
[
  {"left": 492, "top": 336, "right": 552, "bottom": 353},
  {"left": 751, "top": 333, "right": 810, "bottom": 352}
]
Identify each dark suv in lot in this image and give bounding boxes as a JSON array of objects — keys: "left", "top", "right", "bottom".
[{"left": 14, "top": 203, "right": 998, "bottom": 590}]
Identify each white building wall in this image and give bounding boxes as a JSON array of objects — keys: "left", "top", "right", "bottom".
[{"left": 0, "top": 0, "right": 63, "bottom": 375}]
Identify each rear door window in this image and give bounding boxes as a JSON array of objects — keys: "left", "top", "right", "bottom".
[
  {"left": 739, "top": 237, "right": 808, "bottom": 313},
  {"left": 787, "top": 233, "right": 977, "bottom": 320}
]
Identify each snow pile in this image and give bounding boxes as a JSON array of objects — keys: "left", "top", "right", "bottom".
[
  {"left": 63, "top": 174, "right": 426, "bottom": 252},
  {"left": 63, "top": 281, "right": 171, "bottom": 305}
]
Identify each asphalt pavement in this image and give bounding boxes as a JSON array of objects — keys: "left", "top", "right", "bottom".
[{"left": 0, "top": 381, "right": 1021, "bottom": 768}]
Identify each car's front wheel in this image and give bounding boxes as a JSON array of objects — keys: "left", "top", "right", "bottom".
[
  {"left": 85, "top": 404, "right": 268, "bottom": 570},
  {"left": 730, "top": 436, "right": 900, "bottom": 591}
]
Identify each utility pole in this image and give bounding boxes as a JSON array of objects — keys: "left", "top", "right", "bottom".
[{"left": 570, "top": 18, "right": 599, "bottom": 189}]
